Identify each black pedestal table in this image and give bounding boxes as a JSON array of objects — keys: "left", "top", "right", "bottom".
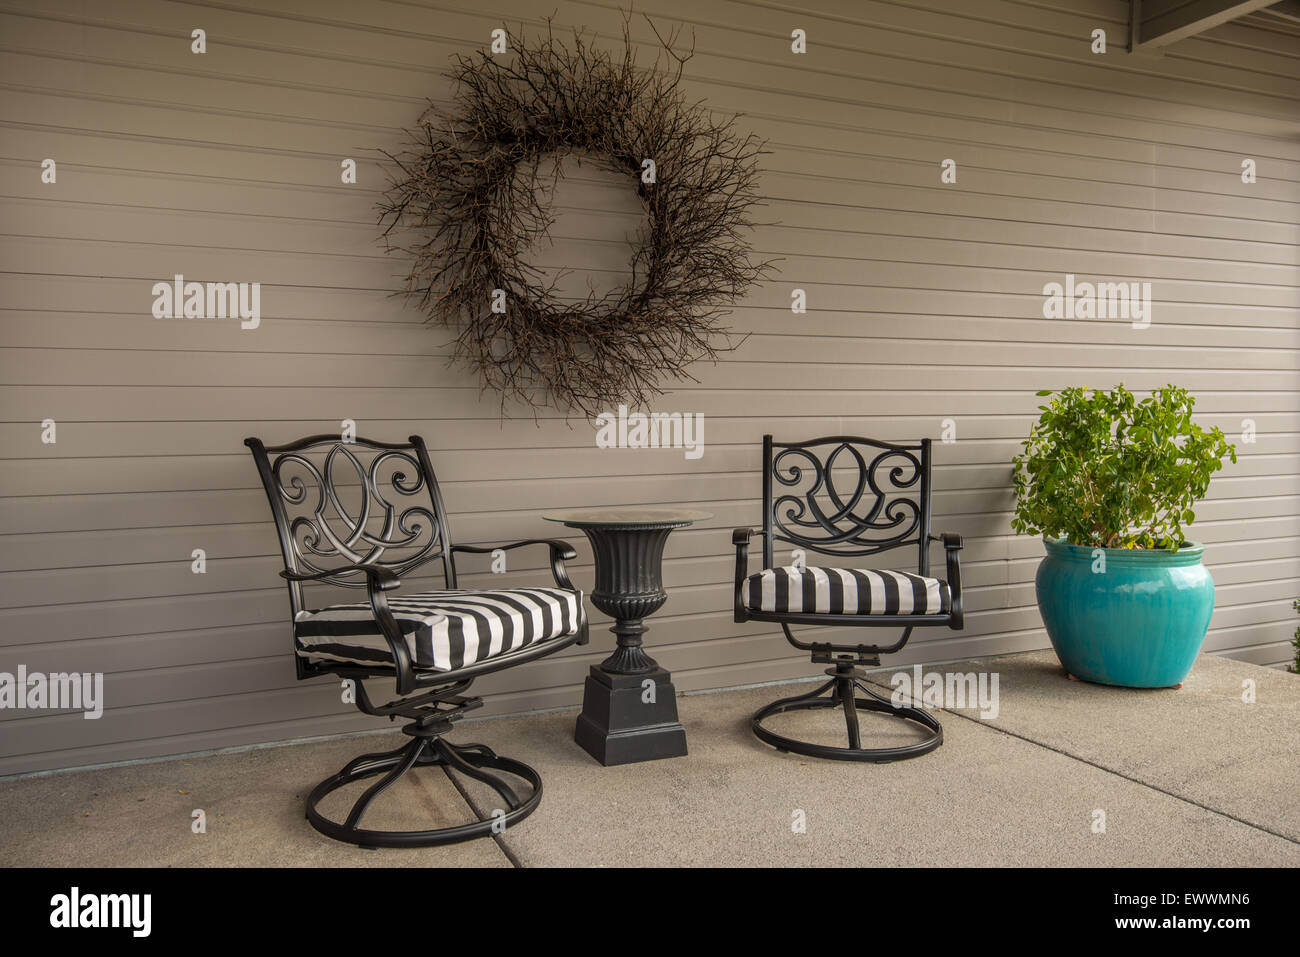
[{"left": 543, "top": 507, "right": 711, "bottom": 766}]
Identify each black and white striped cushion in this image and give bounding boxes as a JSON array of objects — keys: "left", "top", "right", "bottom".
[
  {"left": 742, "top": 566, "right": 950, "bottom": 616},
  {"left": 294, "top": 587, "right": 583, "bottom": 672}
]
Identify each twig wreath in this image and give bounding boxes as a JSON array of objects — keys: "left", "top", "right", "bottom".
[{"left": 378, "top": 17, "right": 770, "bottom": 417}]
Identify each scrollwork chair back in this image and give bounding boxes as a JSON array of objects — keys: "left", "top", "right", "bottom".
[
  {"left": 245, "top": 434, "right": 456, "bottom": 621},
  {"left": 763, "top": 434, "right": 933, "bottom": 574}
]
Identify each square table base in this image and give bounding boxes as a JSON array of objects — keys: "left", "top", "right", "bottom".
[{"left": 573, "top": 666, "right": 688, "bottom": 766}]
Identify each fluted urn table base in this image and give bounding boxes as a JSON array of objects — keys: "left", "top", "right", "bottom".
[{"left": 544, "top": 508, "right": 711, "bottom": 766}]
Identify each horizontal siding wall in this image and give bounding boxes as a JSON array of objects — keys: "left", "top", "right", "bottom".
[{"left": 1, "top": 0, "right": 1297, "bottom": 774}]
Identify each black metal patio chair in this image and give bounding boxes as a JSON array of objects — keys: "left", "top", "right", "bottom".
[
  {"left": 246, "top": 433, "right": 588, "bottom": 848},
  {"left": 733, "top": 435, "right": 964, "bottom": 762}
]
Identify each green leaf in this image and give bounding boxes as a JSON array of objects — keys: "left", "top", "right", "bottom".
[{"left": 1010, "top": 384, "right": 1231, "bottom": 548}]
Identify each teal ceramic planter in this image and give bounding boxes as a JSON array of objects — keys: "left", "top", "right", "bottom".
[{"left": 1035, "top": 538, "right": 1214, "bottom": 688}]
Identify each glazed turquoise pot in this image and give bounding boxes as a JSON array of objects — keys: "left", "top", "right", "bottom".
[{"left": 1035, "top": 538, "right": 1215, "bottom": 688}]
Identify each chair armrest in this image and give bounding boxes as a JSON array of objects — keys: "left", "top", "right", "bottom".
[
  {"left": 451, "top": 538, "right": 577, "bottom": 560},
  {"left": 281, "top": 563, "right": 416, "bottom": 692},
  {"left": 732, "top": 527, "right": 762, "bottom": 622},
  {"left": 451, "top": 539, "right": 578, "bottom": 590},
  {"left": 928, "top": 533, "right": 964, "bottom": 630},
  {"left": 280, "top": 563, "right": 401, "bottom": 591}
]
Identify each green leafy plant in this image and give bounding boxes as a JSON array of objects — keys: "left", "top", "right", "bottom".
[{"left": 1011, "top": 384, "right": 1236, "bottom": 551}]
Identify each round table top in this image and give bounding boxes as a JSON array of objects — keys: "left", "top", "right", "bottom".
[{"left": 542, "top": 507, "right": 712, "bottom": 528}]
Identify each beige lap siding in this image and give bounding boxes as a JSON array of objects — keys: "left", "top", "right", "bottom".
[{"left": 1, "top": 0, "right": 1296, "bottom": 773}]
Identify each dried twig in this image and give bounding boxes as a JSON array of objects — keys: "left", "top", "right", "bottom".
[{"left": 377, "top": 15, "right": 772, "bottom": 418}]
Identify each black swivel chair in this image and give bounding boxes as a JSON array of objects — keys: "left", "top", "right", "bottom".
[
  {"left": 246, "top": 433, "right": 588, "bottom": 848},
  {"left": 733, "top": 435, "right": 964, "bottom": 762}
]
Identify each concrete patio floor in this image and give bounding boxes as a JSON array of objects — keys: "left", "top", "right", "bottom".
[{"left": 2, "top": 650, "right": 1297, "bottom": 867}]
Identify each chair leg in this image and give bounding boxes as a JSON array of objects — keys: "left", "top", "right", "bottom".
[
  {"left": 336, "top": 740, "right": 414, "bottom": 778},
  {"left": 342, "top": 738, "right": 425, "bottom": 831},
  {"left": 752, "top": 662, "right": 942, "bottom": 763},
  {"left": 304, "top": 730, "right": 543, "bottom": 849},
  {"left": 838, "top": 677, "right": 863, "bottom": 750},
  {"left": 432, "top": 738, "right": 523, "bottom": 810}
]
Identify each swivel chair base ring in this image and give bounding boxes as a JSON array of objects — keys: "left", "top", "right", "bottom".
[
  {"left": 305, "top": 733, "right": 541, "bottom": 849},
  {"left": 751, "top": 664, "right": 942, "bottom": 763}
]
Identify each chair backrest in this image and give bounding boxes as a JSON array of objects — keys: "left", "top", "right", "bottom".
[
  {"left": 245, "top": 434, "right": 456, "bottom": 617},
  {"left": 761, "top": 434, "right": 933, "bottom": 575}
]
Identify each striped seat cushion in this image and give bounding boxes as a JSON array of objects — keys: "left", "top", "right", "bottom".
[
  {"left": 294, "top": 587, "right": 583, "bottom": 672},
  {"left": 742, "top": 566, "right": 950, "bottom": 616}
]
